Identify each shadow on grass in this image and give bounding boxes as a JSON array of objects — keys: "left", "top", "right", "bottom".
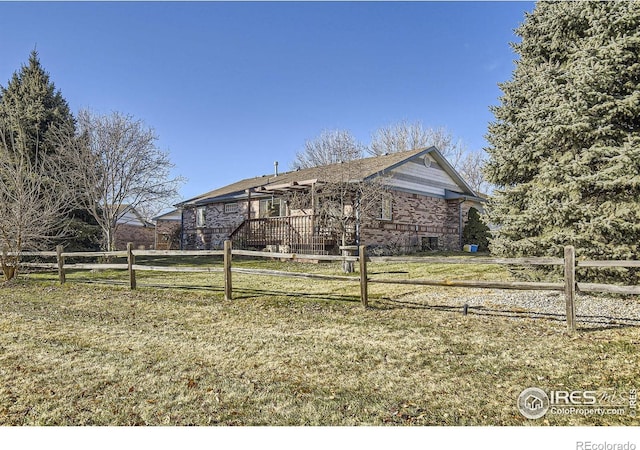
[
  {"left": 71, "top": 279, "right": 362, "bottom": 304},
  {"left": 231, "top": 288, "right": 361, "bottom": 304},
  {"left": 149, "top": 283, "right": 363, "bottom": 304},
  {"left": 40, "top": 278, "right": 640, "bottom": 330},
  {"left": 374, "top": 297, "right": 640, "bottom": 330}
]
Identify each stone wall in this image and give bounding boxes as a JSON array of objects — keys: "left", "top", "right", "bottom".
[
  {"left": 182, "top": 202, "right": 248, "bottom": 250},
  {"left": 361, "top": 191, "right": 473, "bottom": 253},
  {"left": 181, "top": 194, "right": 481, "bottom": 253}
]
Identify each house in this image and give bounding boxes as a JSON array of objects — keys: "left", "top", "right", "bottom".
[
  {"left": 114, "top": 205, "right": 156, "bottom": 250},
  {"left": 154, "top": 209, "right": 182, "bottom": 250},
  {"left": 176, "top": 147, "right": 485, "bottom": 254},
  {"left": 525, "top": 395, "right": 544, "bottom": 412}
]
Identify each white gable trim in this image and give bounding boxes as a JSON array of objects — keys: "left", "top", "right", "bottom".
[{"left": 368, "top": 146, "right": 479, "bottom": 199}]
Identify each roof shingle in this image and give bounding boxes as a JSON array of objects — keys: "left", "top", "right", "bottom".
[{"left": 179, "top": 147, "right": 476, "bottom": 206}]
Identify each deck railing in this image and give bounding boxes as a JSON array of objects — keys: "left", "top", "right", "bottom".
[{"left": 229, "top": 215, "right": 336, "bottom": 254}]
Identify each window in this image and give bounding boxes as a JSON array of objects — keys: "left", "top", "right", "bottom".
[
  {"left": 422, "top": 237, "right": 439, "bottom": 251},
  {"left": 196, "top": 207, "right": 206, "bottom": 227},
  {"left": 224, "top": 202, "right": 238, "bottom": 214},
  {"left": 259, "top": 198, "right": 283, "bottom": 218},
  {"left": 380, "top": 195, "right": 392, "bottom": 221}
]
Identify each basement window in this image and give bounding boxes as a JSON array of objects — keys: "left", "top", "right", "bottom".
[{"left": 422, "top": 237, "right": 439, "bottom": 251}]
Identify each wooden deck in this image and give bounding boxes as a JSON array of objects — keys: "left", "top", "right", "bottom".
[{"left": 229, "top": 215, "right": 337, "bottom": 254}]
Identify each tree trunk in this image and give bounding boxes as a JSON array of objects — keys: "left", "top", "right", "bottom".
[
  {"left": 2, "top": 263, "right": 16, "bottom": 281},
  {"left": 1, "top": 246, "right": 17, "bottom": 281}
]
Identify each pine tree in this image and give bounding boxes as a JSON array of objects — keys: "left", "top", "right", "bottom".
[
  {"left": 0, "top": 51, "right": 101, "bottom": 251},
  {"left": 485, "top": 2, "right": 640, "bottom": 283},
  {"left": 0, "top": 50, "right": 75, "bottom": 161}
]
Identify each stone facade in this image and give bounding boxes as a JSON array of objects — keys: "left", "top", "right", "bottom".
[
  {"left": 361, "top": 191, "right": 475, "bottom": 253},
  {"left": 180, "top": 191, "right": 479, "bottom": 253},
  {"left": 182, "top": 201, "right": 249, "bottom": 250},
  {"left": 177, "top": 149, "right": 486, "bottom": 253}
]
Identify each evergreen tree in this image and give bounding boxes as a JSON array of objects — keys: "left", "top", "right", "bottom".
[
  {"left": 0, "top": 51, "right": 100, "bottom": 251},
  {"left": 0, "top": 50, "right": 75, "bottom": 161},
  {"left": 462, "top": 207, "right": 490, "bottom": 251},
  {"left": 485, "top": 2, "right": 640, "bottom": 283}
]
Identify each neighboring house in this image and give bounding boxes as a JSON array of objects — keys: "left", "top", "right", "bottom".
[
  {"left": 114, "top": 205, "right": 156, "bottom": 250},
  {"left": 154, "top": 209, "right": 182, "bottom": 250},
  {"left": 176, "top": 147, "right": 485, "bottom": 254}
]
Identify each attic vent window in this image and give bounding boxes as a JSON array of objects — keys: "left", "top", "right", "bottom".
[
  {"left": 224, "top": 203, "right": 238, "bottom": 214},
  {"left": 424, "top": 155, "right": 433, "bottom": 168}
]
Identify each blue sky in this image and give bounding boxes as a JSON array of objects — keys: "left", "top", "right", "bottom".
[{"left": 0, "top": 1, "right": 534, "bottom": 203}]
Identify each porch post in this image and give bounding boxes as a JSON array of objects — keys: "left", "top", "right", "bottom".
[
  {"left": 355, "top": 192, "right": 361, "bottom": 246},
  {"left": 311, "top": 183, "right": 316, "bottom": 241},
  {"left": 458, "top": 199, "right": 464, "bottom": 251},
  {"left": 246, "top": 189, "right": 252, "bottom": 220}
]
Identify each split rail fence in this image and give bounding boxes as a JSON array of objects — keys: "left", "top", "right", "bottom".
[{"left": 11, "top": 242, "right": 640, "bottom": 332}]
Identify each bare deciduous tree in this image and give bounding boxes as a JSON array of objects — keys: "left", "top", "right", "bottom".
[
  {"left": 292, "top": 129, "right": 365, "bottom": 170},
  {"left": 0, "top": 120, "right": 72, "bottom": 281},
  {"left": 369, "top": 120, "right": 466, "bottom": 167},
  {"left": 284, "top": 157, "right": 389, "bottom": 271},
  {"left": 457, "top": 150, "right": 491, "bottom": 195},
  {"left": 57, "top": 109, "right": 183, "bottom": 251},
  {"left": 369, "top": 120, "right": 493, "bottom": 194}
]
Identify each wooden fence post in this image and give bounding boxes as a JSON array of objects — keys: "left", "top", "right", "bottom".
[
  {"left": 359, "top": 245, "right": 368, "bottom": 308},
  {"left": 224, "top": 240, "right": 232, "bottom": 300},
  {"left": 564, "top": 245, "right": 576, "bottom": 332},
  {"left": 56, "top": 245, "right": 65, "bottom": 285},
  {"left": 127, "top": 242, "right": 136, "bottom": 290}
]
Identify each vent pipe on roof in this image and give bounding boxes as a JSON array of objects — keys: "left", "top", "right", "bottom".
[{"left": 274, "top": 161, "right": 279, "bottom": 177}]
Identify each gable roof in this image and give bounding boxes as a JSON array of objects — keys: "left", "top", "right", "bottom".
[
  {"left": 153, "top": 209, "right": 182, "bottom": 221},
  {"left": 115, "top": 204, "right": 154, "bottom": 227},
  {"left": 178, "top": 147, "right": 481, "bottom": 207}
]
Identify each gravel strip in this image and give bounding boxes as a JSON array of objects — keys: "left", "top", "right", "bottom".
[{"left": 397, "top": 290, "right": 640, "bottom": 329}]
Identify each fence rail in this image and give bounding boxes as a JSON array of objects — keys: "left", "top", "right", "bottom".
[
  {"left": 368, "top": 256, "right": 565, "bottom": 266},
  {"left": 8, "top": 242, "right": 640, "bottom": 333},
  {"left": 369, "top": 278, "right": 565, "bottom": 291}
]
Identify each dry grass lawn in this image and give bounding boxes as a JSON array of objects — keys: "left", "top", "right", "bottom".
[{"left": 1, "top": 259, "right": 639, "bottom": 426}]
